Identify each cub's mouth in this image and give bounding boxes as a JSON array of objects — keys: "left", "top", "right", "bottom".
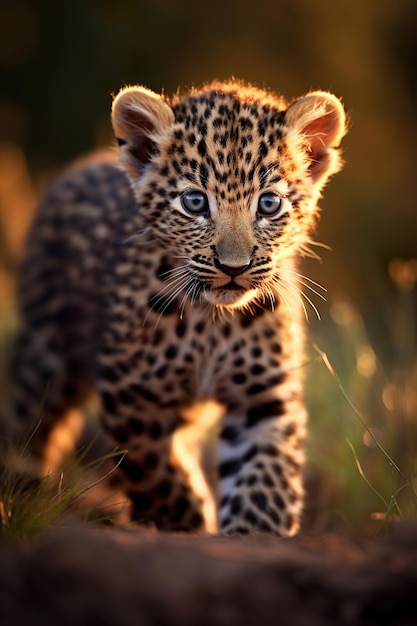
[
  {"left": 204, "top": 282, "right": 259, "bottom": 308},
  {"left": 220, "top": 280, "right": 245, "bottom": 291}
]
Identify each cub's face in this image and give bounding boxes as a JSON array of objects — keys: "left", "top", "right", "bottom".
[{"left": 112, "top": 83, "right": 346, "bottom": 310}]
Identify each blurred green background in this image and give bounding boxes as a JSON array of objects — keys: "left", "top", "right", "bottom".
[{"left": 0, "top": 0, "right": 416, "bottom": 533}]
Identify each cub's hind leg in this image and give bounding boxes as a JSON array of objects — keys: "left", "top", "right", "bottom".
[
  {"left": 2, "top": 160, "right": 126, "bottom": 476},
  {"left": 4, "top": 320, "right": 94, "bottom": 476}
]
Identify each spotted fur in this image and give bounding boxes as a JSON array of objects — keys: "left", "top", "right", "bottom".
[{"left": 5, "top": 81, "right": 346, "bottom": 533}]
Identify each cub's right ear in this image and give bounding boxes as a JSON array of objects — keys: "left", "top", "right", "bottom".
[
  {"left": 285, "top": 91, "right": 346, "bottom": 186},
  {"left": 112, "top": 86, "right": 175, "bottom": 176}
]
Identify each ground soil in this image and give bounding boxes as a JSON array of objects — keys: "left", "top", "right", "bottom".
[{"left": 1, "top": 523, "right": 417, "bottom": 625}]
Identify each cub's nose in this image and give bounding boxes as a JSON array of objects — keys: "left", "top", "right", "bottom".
[{"left": 214, "top": 258, "right": 252, "bottom": 277}]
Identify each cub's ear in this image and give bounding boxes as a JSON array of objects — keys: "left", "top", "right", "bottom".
[
  {"left": 112, "top": 86, "right": 175, "bottom": 176},
  {"left": 285, "top": 91, "right": 346, "bottom": 184}
]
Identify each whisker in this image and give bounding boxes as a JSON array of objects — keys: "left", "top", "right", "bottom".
[
  {"left": 261, "top": 283, "right": 276, "bottom": 312},
  {"left": 281, "top": 269, "right": 327, "bottom": 301},
  {"left": 149, "top": 272, "right": 190, "bottom": 302},
  {"left": 120, "top": 228, "right": 156, "bottom": 245},
  {"left": 173, "top": 254, "right": 192, "bottom": 261},
  {"left": 158, "top": 265, "right": 190, "bottom": 280},
  {"left": 142, "top": 273, "right": 191, "bottom": 326},
  {"left": 309, "top": 239, "right": 332, "bottom": 251},
  {"left": 263, "top": 279, "right": 296, "bottom": 327},
  {"left": 273, "top": 285, "right": 295, "bottom": 328},
  {"left": 276, "top": 275, "right": 310, "bottom": 320},
  {"left": 179, "top": 291, "right": 189, "bottom": 319},
  {"left": 189, "top": 281, "right": 200, "bottom": 307},
  {"left": 179, "top": 278, "right": 199, "bottom": 318},
  {"left": 154, "top": 278, "right": 193, "bottom": 328},
  {"left": 299, "top": 238, "right": 331, "bottom": 261},
  {"left": 296, "top": 281, "right": 326, "bottom": 301},
  {"left": 270, "top": 276, "right": 309, "bottom": 322},
  {"left": 298, "top": 290, "right": 321, "bottom": 320},
  {"left": 282, "top": 268, "right": 327, "bottom": 291},
  {"left": 276, "top": 275, "right": 321, "bottom": 321}
]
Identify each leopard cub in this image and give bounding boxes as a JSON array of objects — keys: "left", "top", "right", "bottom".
[{"left": 5, "top": 80, "right": 346, "bottom": 534}]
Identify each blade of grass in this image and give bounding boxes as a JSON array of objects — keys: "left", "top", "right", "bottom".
[
  {"left": 69, "top": 450, "right": 127, "bottom": 501},
  {"left": 313, "top": 343, "right": 409, "bottom": 484},
  {"left": 346, "top": 439, "right": 392, "bottom": 512}
]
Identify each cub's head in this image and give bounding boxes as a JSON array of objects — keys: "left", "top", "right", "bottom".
[{"left": 112, "top": 81, "right": 346, "bottom": 311}]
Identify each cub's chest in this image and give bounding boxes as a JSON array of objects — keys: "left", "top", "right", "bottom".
[{"left": 102, "top": 306, "right": 229, "bottom": 402}]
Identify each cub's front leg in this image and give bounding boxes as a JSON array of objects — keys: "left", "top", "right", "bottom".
[
  {"left": 217, "top": 334, "right": 306, "bottom": 535},
  {"left": 99, "top": 373, "right": 218, "bottom": 532}
]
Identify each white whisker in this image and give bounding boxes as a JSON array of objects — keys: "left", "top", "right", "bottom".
[
  {"left": 149, "top": 272, "right": 190, "bottom": 301},
  {"left": 179, "top": 291, "right": 189, "bottom": 319},
  {"left": 271, "top": 275, "right": 309, "bottom": 322},
  {"left": 264, "top": 280, "right": 296, "bottom": 328},
  {"left": 142, "top": 273, "right": 191, "bottom": 327},
  {"left": 282, "top": 268, "right": 326, "bottom": 291},
  {"left": 299, "top": 238, "right": 331, "bottom": 261},
  {"left": 120, "top": 228, "right": 156, "bottom": 245},
  {"left": 158, "top": 265, "right": 190, "bottom": 280},
  {"left": 261, "top": 283, "right": 276, "bottom": 312},
  {"left": 189, "top": 281, "right": 200, "bottom": 307},
  {"left": 281, "top": 269, "right": 327, "bottom": 301},
  {"left": 297, "top": 281, "right": 326, "bottom": 301},
  {"left": 299, "top": 290, "right": 321, "bottom": 320},
  {"left": 154, "top": 278, "right": 193, "bottom": 328},
  {"left": 276, "top": 274, "right": 321, "bottom": 321},
  {"left": 179, "top": 278, "right": 199, "bottom": 318},
  {"left": 309, "top": 239, "right": 332, "bottom": 251}
]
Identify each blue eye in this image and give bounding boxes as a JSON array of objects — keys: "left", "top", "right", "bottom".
[
  {"left": 181, "top": 191, "right": 210, "bottom": 216},
  {"left": 257, "top": 193, "right": 283, "bottom": 217}
]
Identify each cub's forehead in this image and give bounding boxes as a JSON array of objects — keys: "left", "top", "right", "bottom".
[
  {"left": 172, "top": 89, "right": 287, "bottom": 140},
  {"left": 164, "top": 90, "right": 290, "bottom": 197}
]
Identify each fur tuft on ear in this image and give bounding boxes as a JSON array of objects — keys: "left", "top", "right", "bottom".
[
  {"left": 285, "top": 91, "right": 346, "bottom": 184},
  {"left": 112, "top": 86, "right": 175, "bottom": 176}
]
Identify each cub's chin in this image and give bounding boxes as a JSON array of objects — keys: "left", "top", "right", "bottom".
[{"left": 203, "top": 286, "right": 259, "bottom": 309}]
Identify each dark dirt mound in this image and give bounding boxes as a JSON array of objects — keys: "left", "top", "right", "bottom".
[{"left": 1, "top": 523, "right": 417, "bottom": 625}]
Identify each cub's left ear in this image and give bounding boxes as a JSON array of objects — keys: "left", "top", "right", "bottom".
[
  {"left": 285, "top": 91, "right": 347, "bottom": 184},
  {"left": 112, "top": 86, "right": 175, "bottom": 177}
]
